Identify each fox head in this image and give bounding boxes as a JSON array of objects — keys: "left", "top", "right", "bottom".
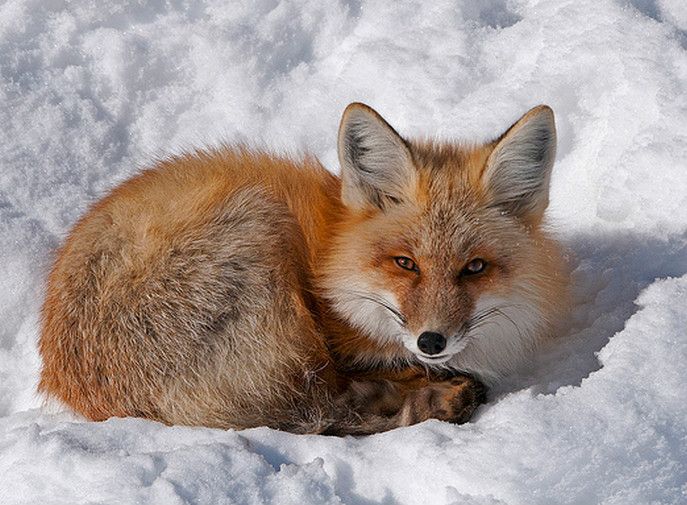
[{"left": 322, "top": 103, "right": 568, "bottom": 382}]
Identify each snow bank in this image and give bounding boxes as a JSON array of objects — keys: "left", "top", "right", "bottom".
[{"left": 1, "top": 0, "right": 686, "bottom": 504}]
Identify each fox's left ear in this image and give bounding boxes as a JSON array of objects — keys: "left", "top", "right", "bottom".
[
  {"left": 482, "top": 105, "right": 557, "bottom": 225},
  {"left": 338, "top": 103, "right": 417, "bottom": 210}
]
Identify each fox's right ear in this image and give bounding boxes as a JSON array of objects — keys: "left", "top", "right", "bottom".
[
  {"left": 481, "top": 105, "right": 557, "bottom": 225},
  {"left": 338, "top": 103, "right": 416, "bottom": 210}
]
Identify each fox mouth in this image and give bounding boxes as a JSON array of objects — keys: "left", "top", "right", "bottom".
[
  {"left": 412, "top": 335, "right": 469, "bottom": 365},
  {"left": 416, "top": 353, "right": 452, "bottom": 364}
]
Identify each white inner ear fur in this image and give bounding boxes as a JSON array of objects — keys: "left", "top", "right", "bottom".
[
  {"left": 482, "top": 105, "right": 557, "bottom": 223},
  {"left": 338, "top": 104, "right": 417, "bottom": 210}
]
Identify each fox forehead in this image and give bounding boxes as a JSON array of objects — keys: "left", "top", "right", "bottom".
[
  {"left": 411, "top": 139, "right": 494, "bottom": 192},
  {"left": 375, "top": 140, "right": 508, "bottom": 257}
]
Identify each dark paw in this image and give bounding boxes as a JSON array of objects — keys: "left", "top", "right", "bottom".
[
  {"left": 446, "top": 375, "right": 487, "bottom": 424},
  {"left": 339, "top": 379, "right": 405, "bottom": 417},
  {"left": 399, "top": 375, "right": 486, "bottom": 426}
]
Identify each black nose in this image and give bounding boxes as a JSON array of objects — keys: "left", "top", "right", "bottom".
[{"left": 417, "top": 332, "right": 447, "bottom": 355}]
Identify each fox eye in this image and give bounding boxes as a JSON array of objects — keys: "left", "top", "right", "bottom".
[
  {"left": 394, "top": 256, "right": 419, "bottom": 272},
  {"left": 461, "top": 258, "right": 487, "bottom": 276}
]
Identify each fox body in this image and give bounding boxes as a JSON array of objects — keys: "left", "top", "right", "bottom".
[{"left": 39, "top": 103, "right": 567, "bottom": 434}]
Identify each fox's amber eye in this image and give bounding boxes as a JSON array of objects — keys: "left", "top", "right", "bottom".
[
  {"left": 461, "top": 258, "right": 487, "bottom": 276},
  {"left": 394, "top": 256, "right": 419, "bottom": 272}
]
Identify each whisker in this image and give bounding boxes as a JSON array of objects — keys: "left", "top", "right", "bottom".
[
  {"left": 467, "top": 303, "right": 526, "bottom": 341},
  {"left": 493, "top": 307, "right": 524, "bottom": 341},
  {"left": 341, "top": 289, "right": 408, "bottom": 326},
  {"left": 466, "top": 306, "right": 504, "bottom": 330}
]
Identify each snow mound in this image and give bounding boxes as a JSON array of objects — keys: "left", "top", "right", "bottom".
[{"left": 1, "top": 0, "right": 686, "bottom": 504}]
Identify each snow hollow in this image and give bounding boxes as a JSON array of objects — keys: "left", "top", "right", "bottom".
[{"left": 1, "top": 0, "right": 686, "bottom": 504}]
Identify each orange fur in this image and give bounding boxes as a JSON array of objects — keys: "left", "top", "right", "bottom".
[{"left": 39, "top": 104, "right": 568, "bottom": 434}]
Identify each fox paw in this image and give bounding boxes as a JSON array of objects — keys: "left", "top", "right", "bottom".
[
  {"left": 340, "top": 379, "right": 405, "bottom": 418},
  {"left": 398, "top": 376, "right": 486, "bottom": 426}
]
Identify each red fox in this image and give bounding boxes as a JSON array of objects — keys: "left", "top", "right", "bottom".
[{"left": 38, "top": 103, "right": 568, "bottom": 434}]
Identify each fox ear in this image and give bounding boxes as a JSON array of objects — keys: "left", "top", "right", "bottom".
[
  {"left": 338, "top": 103, "right": 416, "bottom": 210},
  {"left": 482, "top": 105, "right": 557, "bottom": 225}
]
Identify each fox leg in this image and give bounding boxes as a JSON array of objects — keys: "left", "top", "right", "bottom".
[
  {"left": 322, "top": 369, "right": 486, "bottom": 435},
  {"left": 392, "top": 374, "right": 486, "bottom": 427}
]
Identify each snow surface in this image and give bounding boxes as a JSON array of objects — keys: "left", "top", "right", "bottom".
[{"left": 1, "top": 0, "right": 686, "bottom": 504}]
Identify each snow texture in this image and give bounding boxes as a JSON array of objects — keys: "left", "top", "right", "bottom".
[{"left": 1, "top": 0, "right": 686, "bottom": 504}]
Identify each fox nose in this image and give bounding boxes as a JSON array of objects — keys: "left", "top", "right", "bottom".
[{"left": 417, "top": 332, "right": 447, "bottom": 355}]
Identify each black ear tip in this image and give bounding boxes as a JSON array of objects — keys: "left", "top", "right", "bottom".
[
  {"left": 341, "top": 102, "right": 382, "bottom": 124},
  {"left": 345, "top": 102, "right": 372, "bottom": 112},
  {"left": 529, "top": 104, "right": 555, "bottom": 125},
  {"left": 343, "top": 102, "right": 368, "bottom": 118}
]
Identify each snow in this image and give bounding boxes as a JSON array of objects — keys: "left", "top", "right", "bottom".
[{"left": 1, "top": 0, "right": 686, "bottom": 504}]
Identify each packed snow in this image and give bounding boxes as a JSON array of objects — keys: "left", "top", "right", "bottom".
[{"left": 1, "top": 0, "right": 686, "bottom": 503}]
